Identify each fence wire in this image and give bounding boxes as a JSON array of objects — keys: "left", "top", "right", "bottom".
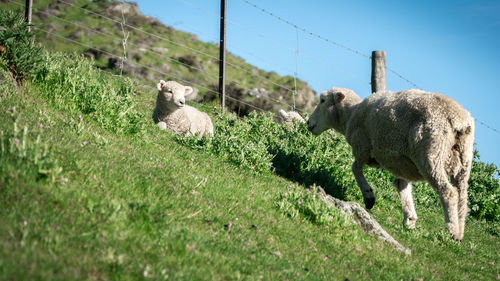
[{"left": 7, "top": 0, "right": 500, "bottom": 135}]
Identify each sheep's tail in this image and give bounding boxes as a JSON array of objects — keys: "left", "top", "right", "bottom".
[{"left": 451, "top": 116, "right": 475, "bottom": 170}]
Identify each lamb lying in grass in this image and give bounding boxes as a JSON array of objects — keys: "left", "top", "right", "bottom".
[
  {"left": 307, "top": 87, "right": 474, "bottom": 242},
  {"left": 275, "top": 109, "right": 305, "bottom": 127},
  {"left": 152, "top": 80, "right": 213, "bottom": 138}
]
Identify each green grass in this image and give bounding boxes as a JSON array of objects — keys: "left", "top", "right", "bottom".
[
  {"left": 1, "top": 5, "right": 499, "bottom": 281},
  {"left": 0, "top": 63, "right": 499, "bottom": 281}
]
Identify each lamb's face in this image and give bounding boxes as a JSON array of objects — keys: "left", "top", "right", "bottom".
[
  {"left": 278, "top": 109, "right": 289, "bottom": 121},
  {"left": 307, "top": 89, "right": 345, "bottom": 135},
  {"left": 156, "top": 80, "right": 193, "bottom": 110}
]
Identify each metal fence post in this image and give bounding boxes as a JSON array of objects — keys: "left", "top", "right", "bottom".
[{"left": 218, "top": 0, "right": 226, "bottom": 113}]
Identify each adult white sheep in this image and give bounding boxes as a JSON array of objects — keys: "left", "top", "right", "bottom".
[
  {"left": 307, "top": 87, "right": 474, "bottom": 242},
  {"left": 153, "top": 80, "right": 213, "bottom": 138},
  {"left": 275, "top": 109, "right": 305, "bottom": 127}
]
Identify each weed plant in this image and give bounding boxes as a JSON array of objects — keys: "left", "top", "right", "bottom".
[{"left": 0, "top": 10, "right": 43, "bottom": 83}]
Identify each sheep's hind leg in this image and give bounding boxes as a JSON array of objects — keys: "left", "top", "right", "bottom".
[
  {"left": 451, "top": 167, "right": 471, "bottom": 241},
  {"left": 393, "top": 178, "right": 417, "bottom": 229},
  {"left": 352, "top": 160, "right": 376, "bottom": 209},
  {"left": 428, "top": 173, "right": 460, "bottom": 241}
]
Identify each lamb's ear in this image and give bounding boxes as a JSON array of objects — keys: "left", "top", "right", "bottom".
[
  {"left": 184, "top": 86, "right": 193, "bottom": 96},
  {"left": 335, "top": 92, "right": 345, "bottom": 102},
  {"left": 157, "top": 80, "right": 166, "bottom": 91}
]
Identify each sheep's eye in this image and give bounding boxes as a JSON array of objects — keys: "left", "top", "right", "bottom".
[{"left": 320, "top": 99, "right": 325, "bottom": 104}]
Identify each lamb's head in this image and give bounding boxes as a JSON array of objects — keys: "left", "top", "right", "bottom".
[
  {"left": 307, "top": 87, "right": 361, "bottom": 135},
  {"left": 156, "top": 80, "right": 193, "bottom": 110},
  {"left": 278, "top": 109, "right": 288, "bottom": 120}
]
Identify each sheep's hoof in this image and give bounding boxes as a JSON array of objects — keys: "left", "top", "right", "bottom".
[
  {"left": 157, "top": 122, "right": 167, "bottom": 130},
  {"left": 364, "top": 197, "right": 375, "bottom": 209},
  {"left": 446, "top": 223, "right": 463, "bottom": 242},
  {"left": 403, "top": 218, "right": 417, "bottom": 229}
]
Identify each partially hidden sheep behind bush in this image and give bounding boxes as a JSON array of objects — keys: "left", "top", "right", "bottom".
[
  {"left": 307, "top": 87, "right": 474, "bottom": 242},
  {"left": 152, "top": 80, "right": 213, "bottom": 139},
  {"left": 275, "top": 109, "right": 305, "bottom": 127}
]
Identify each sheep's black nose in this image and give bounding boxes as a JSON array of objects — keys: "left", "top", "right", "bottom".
[
  {"left": 179, "top": 100, "right": 185, "bottom": 106},
  {"left": 307, "top": 120, "right": 314, "bottom": 131}
]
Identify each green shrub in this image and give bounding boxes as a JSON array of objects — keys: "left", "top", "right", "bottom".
[
  {"left": 177, "top": 111, "right": 500, "bottom": 223},
  {"left": 175, "top": 112, "right": 274, "bottom": 173},
  {"left": 0, "top": 10, "right": 43, "bottom": 83},
  {"left": 468, "top": 151, "right": 500, "bottom": 223}
]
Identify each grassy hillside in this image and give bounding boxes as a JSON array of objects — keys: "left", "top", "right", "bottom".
[
  {"left": 1, "top": 6, "right": 500, "bottom": 281},
  {"left": 2, "top": 0, "right": 317, "bottom": 116}
]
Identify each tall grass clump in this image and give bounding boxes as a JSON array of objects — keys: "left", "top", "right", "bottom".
[
  {"left": 0, "top": 109, "right": 62, "bottom": 182},
  {"left": 0, "top": 10, "right": 43, "bottom": 83},
  {"left": 32, "top": 51, "right": 144, "bottom": 134},
  {"left": 0, "top": 10, "right": 144, "bottom": 135}
]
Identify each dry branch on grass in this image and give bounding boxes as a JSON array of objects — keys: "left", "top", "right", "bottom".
[{"left": 316, "top": 186, "right": 411, "bottom": 255}]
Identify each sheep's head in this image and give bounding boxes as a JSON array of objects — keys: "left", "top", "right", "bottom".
[
  {"left": 277, "top": 109, "right": 289, "bottom": 121},
  {"left": 156, "top": 80, "right": 193, "bottom": 110},
  {"left": 307, "top": 87, "right": 360, "bottom": 135}
]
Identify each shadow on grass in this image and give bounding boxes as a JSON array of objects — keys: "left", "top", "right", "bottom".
[{"left": 270, "top": 149, "right": 349, "bottom": 201}]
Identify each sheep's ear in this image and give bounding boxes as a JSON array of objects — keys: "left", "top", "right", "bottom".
[
  {"left": 184, "top": 86, "right": 193, "bottom": 96},
  {"left": 335, "top": 92, "right": 345, "bottom": 102},
  {"left": 278, "top": 109, "right": 287, "bottom": 118},
  {"left": 157, "top": 80, "right": 166, "bottom": 91}
]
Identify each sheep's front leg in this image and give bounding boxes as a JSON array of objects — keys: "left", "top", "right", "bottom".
[
  {"left": 393, "top": 178, "right": 417, "bottom": 229},
  {"left": 157, "top": 121, "right": 167, "bottom": 130},
  {"left": 352, "top": 160, "right": 375, "bottom": 209}
]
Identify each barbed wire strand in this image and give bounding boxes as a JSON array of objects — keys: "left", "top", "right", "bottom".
[
  {"left": 34, "top": 27, "right": 274, "bottom": 116},
  {"left": 50, "top": 0, "right": 298, "bottom": 96},
  {"left": 172, "top": 0, "right": 368, "bottom": 90},
  {"left": 240, "top": 0, "right": 370, "bottom": 59},
  {"left": 476, "top": 119, "right": 500, "bottom": 135},
  {"left": 56, "top": 0, "right": 223, "bottom": 62},
  {"left": 34, "top": 1, "right": 302, "bottom": 111},
  {"left": 25, "top": 3, "right": 220, "bottom": 81},
  {"left": 239, "top": 0, "right": 423, "bottom": 90},
  {"left": 14, "top": 0, "right": 500, "bottom": 134},
  {"left": 385, "top": 66, "right": 421, "bottom": 89},
  {"left": 20, "top": 0, "right": 301, "bottom": 112}
]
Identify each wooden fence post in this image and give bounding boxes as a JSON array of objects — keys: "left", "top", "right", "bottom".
[
  {"left": 25, "top": 0, "right": 33, "bottom": 32},
  {"left": 371, "top": 50, "right": 386, "bottom": 93},
  {"left": 218, "top": 0, "right": 226, "bottom": 113}
]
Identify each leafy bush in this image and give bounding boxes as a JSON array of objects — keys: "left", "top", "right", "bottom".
[
  {"left": 177, "top": 111, "right": 500, "bottom": 223},
  {"left": 0, "top": 10, "right": 43, "bottom": 83},
  {"left": 175, "top": 112, "right": 274, "bottom": 173},
  {"left": 468, "top": 151, "right": 500, "bottom": 222}
]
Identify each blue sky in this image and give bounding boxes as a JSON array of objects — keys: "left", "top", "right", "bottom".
[{"left": 136, "top": 0, "right": 500, "bottom": 167}]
